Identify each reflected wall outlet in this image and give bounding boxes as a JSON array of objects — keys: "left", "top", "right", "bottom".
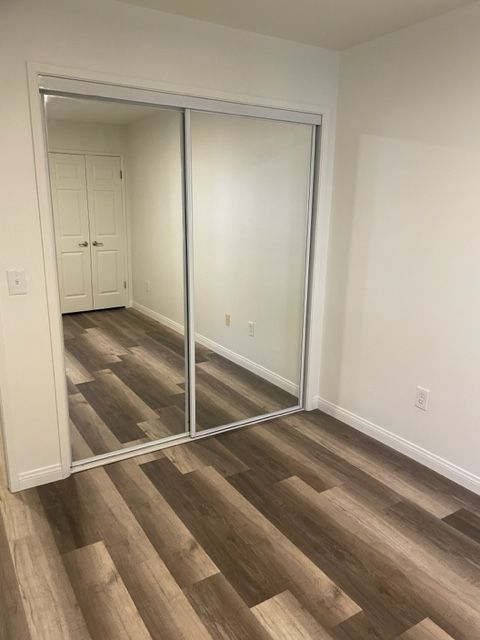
[
  {"left": 225, "top": 313, "right": 231, "bottom": 327},
  {"left": 415, "top": 386, "right": 430, "bottom": 411},
  {"left": 248, "top": 321, "right": 255, "bottom": 337},
  {"left": 145, "top": 280, "right": 151, "bottom": 293}
]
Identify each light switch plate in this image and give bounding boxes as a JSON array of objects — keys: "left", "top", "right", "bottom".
[{"left": 6, "top": 269, "right": 27, "bottom": 295}]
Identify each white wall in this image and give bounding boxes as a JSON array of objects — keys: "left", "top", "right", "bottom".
[
  {"left": 320, "top": 2, "right": 480, "bottom": 490},
  {"left": 192, "top": 113, "right": 311, "bottom": 386},
  {"left": 0, "top": 0, "right": 338, "bottom": 489},
  {"left": 128, "top": 111, "right": 311, "bottom": 389},
  {"left": 47, "top": 119, "right": 127, "bottom": 155},
  {"left": 48, "top": 110, "right": 310, "bottom": 390},
  {"left": 127, "top": 111, "right": 185, "bottom": 328}
]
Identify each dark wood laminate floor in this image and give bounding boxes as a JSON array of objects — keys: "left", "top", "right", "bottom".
[
  {"left": 2, "top": 410, "right": 480, "bottom": 639},
  {"left": 62, "top": 308, "right": 297, "bottom": 460}
]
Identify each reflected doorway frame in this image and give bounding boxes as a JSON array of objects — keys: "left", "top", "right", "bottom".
[{"left": 27, "top": 62, "right": 326, "bottom": 478}]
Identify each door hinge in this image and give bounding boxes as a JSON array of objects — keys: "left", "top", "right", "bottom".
[
  {"left": 123, "top": 280, "right": 127, "bottom": 289},
  {"left": 120, "top": 170, "right": 123, "bottom": 179}
]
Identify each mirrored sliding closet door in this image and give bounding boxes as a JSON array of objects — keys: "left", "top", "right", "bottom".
[
  {"left": 44, "top": 95, "right": 189, "bottom": 462},
  {"left": 40, "top": 75, "right": 319, "bottom": 465},
  {"left": 190, "top": 112, "right": 314, "bottom": 433}
]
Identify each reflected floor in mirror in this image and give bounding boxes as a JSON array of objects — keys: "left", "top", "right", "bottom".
[{"left": 63, "top": 308, "right": 298, "bottom": 460}]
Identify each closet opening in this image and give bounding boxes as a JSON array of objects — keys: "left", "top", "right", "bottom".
[{"left": 39, "top": 78, "right": 321, "bottom": 470}]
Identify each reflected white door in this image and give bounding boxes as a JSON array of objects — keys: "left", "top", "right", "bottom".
[
  {"left": 49, "top": 153, "right": 127, "bottom": 313},
  {"left": 49, "top": 153, "right": 93, "bottom": 313},
  {"left": 86, "top": 155, "right": 127, "bottom": 310}
]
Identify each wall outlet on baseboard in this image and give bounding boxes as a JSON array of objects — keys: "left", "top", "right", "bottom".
[
  {"left": 248, "top": 321, "right": 255, "bottom": 337},
  {"left": 145, "top": 280, "right": 150, "bottom": 293},
  {"left": 225, "top": 313, "right": 231, "bottom": 327},
  {"left": 415, "top": 386, "right": 430, "bottom": 411}
]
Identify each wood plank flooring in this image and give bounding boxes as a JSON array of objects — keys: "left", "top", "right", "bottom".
[
  {"left": 1, "top": 410, "right": 480, "bottom": 639},
  {"left": 63, "top": 308, "right": 297, "bottom": 460}
]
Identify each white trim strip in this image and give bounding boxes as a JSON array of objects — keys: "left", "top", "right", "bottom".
[
  {"left": 71, "top": 405, "right": 303, "bottom": 473},
  {"left": 298, "top": 125, "right": 318, "bottom": 406},
  {"left": 183, "top": 109, "right": 197, "bottom": 437},
  {"left": 39, "top": 76, "right": 322, "bottom": 125},
  {"left": 131, "top": 301, "right": 299, "bottom": 395},
  {"left": 196, "top": 406, "right": 302, "bottom": 438},
  {"left": 131, "top": 302, "right": 184, "bottom": 334},
  {"left": 71, "top": 433, "right": 189, "bottom": 471},
  {"left": 316, "top": 397, "right": 480, "bottom": 496},
  {"left": 196, "top": 334, "right": 298, "bottom": 396},
  {"left": 17, "top": 463, "right": 64, "bottom": 490}
]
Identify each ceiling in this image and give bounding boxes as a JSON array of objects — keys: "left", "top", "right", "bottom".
[
  {"left": 45, "top": 96, "right": 159, "bottom": 124},
  {"left": 118, "top": 0, "right": 473, "bottom": 50}
]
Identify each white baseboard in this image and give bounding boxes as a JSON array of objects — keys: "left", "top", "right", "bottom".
[
  {"left": 16, "top": 463, "right": 64, "bottom": 491},
  {"left": 195, "top": 334, "right": 298, "bottom": 396},
  {"left": 131, "top": 301, "right": 298, "bottom": 395},
  {"left": 315, "top": 397, "right": 480, "bottom": 495},
  {"left": 132, "top": 301, "right": 184, "bottom": 334}
]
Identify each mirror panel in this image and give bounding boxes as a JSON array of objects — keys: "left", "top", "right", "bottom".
[
  {"left": 191, "top": 111, "right": 313, "bottom": 432},
  {"left": 44, "top": 95, "right": 188, "bottom": 461}
]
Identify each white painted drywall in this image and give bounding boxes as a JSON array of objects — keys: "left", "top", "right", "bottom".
[
  {"left": 128, "top": 111, "right": 311, "bottom": 387},
  {"left": 191, "top": 112, "right": 312, "bottom": 386},
  {"left": 321, "top": 2, "right": 480, "bottom": 484},
  {"left": 0, "top": 0, "right": 338, "bottom": 488},
  {"left": 47, "top": 119, "right": 128, "bottom": 155},
  {"left": 126, "top": 111, "right": 185, "bottom": 328},
  {"left": 47, "top": 110, "right": 310, "bottom": 390}
]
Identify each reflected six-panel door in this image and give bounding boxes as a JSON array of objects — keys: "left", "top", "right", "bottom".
[
  {"left": 191, "top": 112, "right": 314, "bottom": 432},
  {"left": 49, "top": 153, "right": 94, "bottom": 313},
  {"left": 49, "top": 152, "right": 127, "bottom": 312},
  {"left": 85, "top": 155, "right": 127, "bottom": 310}
]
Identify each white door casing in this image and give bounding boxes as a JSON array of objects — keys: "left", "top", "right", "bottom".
[
  {"left": 85, "top": 155, "right": 127, "bottom": 310},
  {"left": 48, "top": 153, "right": 93, "bottom": 313},
  {"left": 49, "top": 153, "right": 127, "bottom": 313}
]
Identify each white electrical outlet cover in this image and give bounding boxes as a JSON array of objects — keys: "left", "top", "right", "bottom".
[{"left": 415, "top": 386, "right": 430, "bottom": 411}]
